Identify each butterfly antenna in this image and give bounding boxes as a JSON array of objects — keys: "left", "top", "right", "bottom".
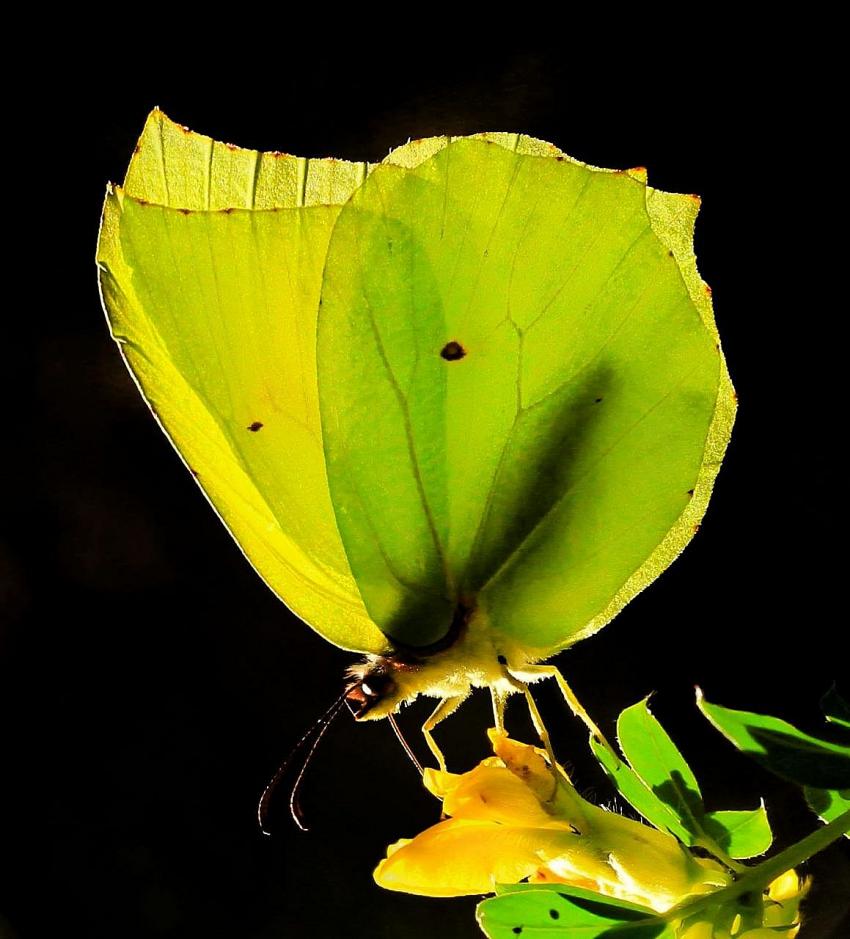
[
  {"left": 257, "top": 691, "right": 347, "bottom": 836},
  {"left": 388, "top": 713, "right": 424, "bottom": 775}
]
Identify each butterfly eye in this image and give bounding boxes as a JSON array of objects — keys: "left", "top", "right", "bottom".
[
  {"left": 346, "top": 670, "right": 397, "bottom": 718},
  {"left": 361, "top": 672, "right": 396, "bottom": 700}
]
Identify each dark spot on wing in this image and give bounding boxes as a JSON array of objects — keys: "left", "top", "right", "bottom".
[
  {"left": 178, "top": 208, "right": 191, "bottom": 215},
  {"left": 497, "top": 655, "right": 507, "bottom": 666},
  {"left": 687, "top": 489, "right": 694, "bottom": 496},
  {"left": 440, "top": 341, "right": 466, "bottom": 361},
  {"left": 220, "top": 207, "right": 235, "bottom": 214},
  {"left": 512, "top": 928, "right": 522, "bottom": 936},
  {"left": 549, "top": 909, "right": 560, "bottom": 920},
  {"left": 248, "top": 421, "right": 264, "bottom": 432},
  {"left": 594, "top": 397, "right": 603, "bottom": 404},
  {"left": 668, "top": 249, "right": 675, "bottom": 258}
]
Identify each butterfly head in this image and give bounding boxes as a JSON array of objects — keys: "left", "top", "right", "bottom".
[{"left": 345, "top": 656, "right": 417, "bottom": 719}]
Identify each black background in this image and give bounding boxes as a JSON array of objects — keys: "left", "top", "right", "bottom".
[{"left": 3, "top": 48, "right": 848, "bottom": 938}]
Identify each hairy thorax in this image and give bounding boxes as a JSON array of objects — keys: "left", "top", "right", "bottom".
[{"left": 344, "top": 602, "right": 543, "bottom": 720}]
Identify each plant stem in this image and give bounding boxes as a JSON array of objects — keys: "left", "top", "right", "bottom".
[
  {"left": 664, "top": 809, "right": 850, "bottom": 923},
  {"left": 692, "top": 835, "right": 747, "bottom": 875}
]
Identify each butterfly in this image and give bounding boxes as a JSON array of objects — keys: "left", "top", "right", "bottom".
[{"left": 97, "top": 110, "right": 734, "bottom": 771}]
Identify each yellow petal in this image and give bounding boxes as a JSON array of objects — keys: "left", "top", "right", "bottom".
[
  {"left": 767, "top": 869, "right": 805, "bottom": 903},
  {"left": 374, "top": 819, "right": 570, "bottom": 897},
  {"left": 488, "top": 730, "right": 557, "bottom": 802},
  {"left": 442, "top": 765, "right": 558, "bottom": 827},
  {"left": 421, "top": 758, "right": 505, "bottom": 800},
  {"left": 763, "top": 870, "right": 808, "bottom": 933},
  {"left": 422, "top": 768, "right": 462, "bottom": 800}
]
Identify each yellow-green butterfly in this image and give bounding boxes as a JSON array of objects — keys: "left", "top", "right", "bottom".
[{"left": 97, "top": 111, "right": 734, "bottom": 770}]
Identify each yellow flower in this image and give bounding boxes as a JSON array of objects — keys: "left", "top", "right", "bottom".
[
  {"left": 374, "top": 730, "right": 729, "bottom": 910},
  {"left": 761, "top": 869, "right": 809, "bottom": 936},
  {"left": 678, "top": 870, "right": 809, "bottom": 939}
]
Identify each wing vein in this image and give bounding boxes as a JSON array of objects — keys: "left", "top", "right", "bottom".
[
  {"left": 360, "top": 285, "right": 452, "bottom": 594},
  {"left": 477, "top": 361, "right": 705, "bottom": 596}
]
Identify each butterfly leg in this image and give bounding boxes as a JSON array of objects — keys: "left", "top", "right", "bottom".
[
  {"left": 509, "top": 665, "right": 617, "bottom": 759},
  {"left": 490, "top": 686, "right": 508, "bottom": 733},
  {"left": 500, "top": 671, "right": 559, "bottom": 772},
  {"left": 422, "top": 695, "right": 465, "bottom": 772}
]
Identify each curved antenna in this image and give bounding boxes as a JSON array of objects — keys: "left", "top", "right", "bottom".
[
  {"left": 387, "top": 713, "right": 424, "bottom": 775},
  {"left": 257, "top": 691, "right": 347, "bottom": 835}
]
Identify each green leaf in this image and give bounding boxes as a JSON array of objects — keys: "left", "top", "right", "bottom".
[
  {"left": 821, "top": 686, "right": 850, "bottom": 732},
  {"left": 478, "top": 884, "right": 671, "bottom": 938},
  {"left": 697, "top": 692, "right": 850, "bottom": 789},
  {"left": 595, "top": 708, "right": 773, "bottom": 859},
  {"left": 702, "top": 806, "right": 773, "bottom": 858},
  {"left": 589, "top": 736, "right": 692, "bottom": 843},
  {"left": 804, "top": 786, "right": 850, "bottom": 836},
  {"left": 616, "top": 698, "right": 705, "bottom": 834}
]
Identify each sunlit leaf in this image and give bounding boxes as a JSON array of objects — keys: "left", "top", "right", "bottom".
[
  {"left": 697, "top": 692, "right": 850, "bottom": 789},
  {"left": 702, "top": 806, "right": 773, "bottom": 858},
  {"left": 479, "top": 884, "right": 671, "bottom": 938},
  {"left": 804, "top": 786, "right": 850, "bottom": 837},
  {"left": 616, "top": 698, "right": 704, "bottom": 833},
  {"left": 589, "top": 736, "right": 692, "bottom": 843}
]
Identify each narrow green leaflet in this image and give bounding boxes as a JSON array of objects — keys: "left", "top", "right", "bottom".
[
  {"left": 478, "top": 884, "right": 671, "bottom": 939},
  {"left": 597, "top": 699, "right": 774, "bottom": 859},
  {"left": 589, "top": 736, "right": 692, "bottom": 843},
  {"left": 820, "top": 686, "right": 850, "bottom": 731},
  {"left": 804, "top": 787, "right": 850, "bottom": 837},
  {"left": 697, "top": 692, "right": 850, "bottom": 789},
  {"left": 702, "top": 807, "right": 773, "bottom": 859},
  {"left": 617, "top": 698, "right": 704, "bottom": 831},
  {"left": 803, "top": 688, "right": 850, "bottom": 835}
]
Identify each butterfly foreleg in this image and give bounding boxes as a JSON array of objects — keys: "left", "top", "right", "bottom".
[
  {"left": 499, "top": 671, "right": 559, "bottom": 773},
  {"left": 421, "top": 695, "right": 465, "bottom": 773},
  {"left": 489, "top": 686, "right": 508, "bottom": 733},
  {"left": 508, "top": 664, "right": 617, "bottom": 759}
]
